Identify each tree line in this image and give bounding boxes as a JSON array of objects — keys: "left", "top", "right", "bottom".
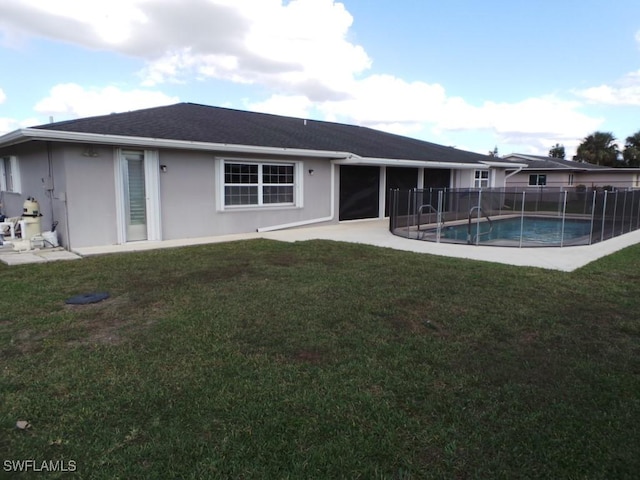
[{"left": 548, "top": 130, "right": 640, "bottom": 167}]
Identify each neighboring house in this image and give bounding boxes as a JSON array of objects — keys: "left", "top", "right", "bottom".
[
  {"left": 503, "top": 153, "right": 640, "bottom": 189},
  {"left": 0, "top": 102, "right": 523, "bottom": 250}
]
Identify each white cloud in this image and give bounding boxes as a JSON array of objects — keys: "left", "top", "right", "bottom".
[
  {"left": 139, "top": 0, "right": 370, "bottom": 98},
  {"left": 0, "top": 0, "right": 369, "bottom": 100},
  {"left": 0, "top": 118, "right": 19, "bottom": 134},
  {"left": 0, "top": 116, "right": 40, "bottom": 135},
  {"left": 313, "top": 76, "right": 600, "bottom": 151},
  {"left": 247, "top": 95, "right": 313, "bottom": 119},
  {"left": 0, "top": 0, "right": 147, "bottom": 46},
  {"left": 33, "top": 83, "right": 179, "bottom": 118},
  {"left": 0, "top": 0, "right": 608, "bottom": 156},
  {"left": 574, "top": 70, "right": 640, "bottom": 106}
]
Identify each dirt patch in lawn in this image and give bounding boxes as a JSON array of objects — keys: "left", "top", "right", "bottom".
[{"left": 64, "top": 294, "right": 158, "bottom": 346}]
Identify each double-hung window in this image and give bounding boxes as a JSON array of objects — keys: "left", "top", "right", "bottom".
[
  {"left": 473, "top": 170, "right": 489, "bottom": 188},
  {"left": 223, "top": 161, "right": 297, "bottom": 207},
  {"left": 529, "top": 174, "right": 547, "bottom": 186},
  {"left": 0, "top": 156, "right": 21, "bottom": 193}
]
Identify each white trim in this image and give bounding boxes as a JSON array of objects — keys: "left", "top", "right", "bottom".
[
  {"left": 417, "top": 168, "right": 425, "bottom": 189},
  {"left": 218, "top": 158, "right": 302, "bottom": 210},
  {"left": 473, "top": 169, "right": 490, "bottom": 188},
  {"left": 379, "top": 166, "right": 386, "bottom": 218},
  {"left": 0, "top": 155, "right": 21, "bottom": 193},
  {"left": 480, "top": 160, "right": 528, "bottom": 168},
  {"left": 215, "top": 158, "right": 224, "bottom": 211},
  {"left": 2, "top": 128, "right": 353, "bottom": 159},
  {"left": 114, "top": 149, "right": 127, "bottom": 244},
  {"left": 296, "top": 161, "right": 304, "bottom": 209},
  {"left": 333, "top": 157, "right": 480, "bottom": 169},
  {"left": 144, "top": 149, "right": 162, "bottom": 241},
  {"left": 0, "top": 156, "right": 7, "bottom": 192},
  {"left": 10, "top": 156, "right": 21, "bottom": 193}
]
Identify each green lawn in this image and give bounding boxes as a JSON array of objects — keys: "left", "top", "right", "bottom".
[{"left": 1, "top": 239, "right": 639, "bottom": 479}]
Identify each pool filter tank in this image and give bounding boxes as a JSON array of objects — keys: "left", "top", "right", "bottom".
[{"left": 21, "top": 197, "right": 43, "bottom": 241}]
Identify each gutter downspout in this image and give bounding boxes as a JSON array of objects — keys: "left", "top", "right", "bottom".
[
  {"left": 256, "top": 160, "right": 337, "bottom": 232},
  {"left": 46, "top": 142, "right": 55, "bottom": 226},
  {"left": 505, "top": 167, "right": 524, "bottom": 180}
]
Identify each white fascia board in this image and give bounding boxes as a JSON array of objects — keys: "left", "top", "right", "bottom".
[
  {"left": 0, "top": 129, "right": 29, "bottom": 148},
  {"left": 3, "top": 128, "right": 353, "bottom": 159},
  {"left": 584, "top": 167, "right": 640, "bottom": 172},
  {"left": 480, "top": 161, "right": 529, "bottom": 168},
  {"left": 332, "top": 157, "right": 480, "bottom": 169}
]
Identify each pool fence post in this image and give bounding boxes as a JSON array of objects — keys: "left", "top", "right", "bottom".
[
  {"left": 611, "top": 190, "right": 619, "bottom": 238},
  {"left": 560, "top": 190, "right": 568, "bottom": 247},
  {"left": 620, "top": 189, "right": 628, "bottom": 234},
  {"left": 390, "top": 188, "right": 396, "bottom": 233},
  {"left": 519, "top": 190, "right": 526, "bottom": 248},
  {"left": 412, "top": 188, "right": 417, "bottom": 237},
  {"left": 407, "top": 189, "right": 413, "bottom": 239},
  {"left": 436, "top": 189, "right": 443, "bottom": 243},
  {"left": 630, "top": 189, "right": 636, "bottom": 233},
  {"left": 557, "top": 188, "right": 563, "bottom": 218},
  {"left": 601, "top": 190, "right": 608, "bottom": 243},
  {"left": 636, "top": 192, "right": 640, "bottom": 230},
  {"left": 476, "top": 190, "right": 482, "bottom": 245},
  {"left": 634, "top": 190, "right": 640, "bottom": 231},
  {"left": 589, "top": 190, "right": 597, "bottom": 245}
]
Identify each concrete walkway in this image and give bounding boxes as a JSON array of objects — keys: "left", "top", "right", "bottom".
[{"left": 71, "top": 219, "right": 640, "bottom": 272}]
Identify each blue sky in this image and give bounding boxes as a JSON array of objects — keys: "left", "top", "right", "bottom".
[{"left": 1, "top": 0, "right": 639, "bottom": 159}]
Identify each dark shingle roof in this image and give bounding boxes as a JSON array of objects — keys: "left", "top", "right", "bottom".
[
  {"left": 503, "top": 154, "right": 608, "bottom": 171},
  {"left": 33, "top": 102, "right": 494, "bottom": 164}
]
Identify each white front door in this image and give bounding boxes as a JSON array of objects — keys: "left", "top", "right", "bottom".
[
  {"left": 116, "top": 149, "right": 161, "bottom": 244},
  {"left": 123, "top": 151, "right": 148, "bottom": 241}
]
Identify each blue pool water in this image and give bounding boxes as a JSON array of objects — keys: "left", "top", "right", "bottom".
[{"left": 439, "top": 216, "right": 593, "bottom": 245}]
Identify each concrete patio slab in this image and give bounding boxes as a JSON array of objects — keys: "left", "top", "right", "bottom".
[
  {"left": 0, "top": 253, "right": 48, "bottom": 265},
  {"left": 37, "top": 250, "right": 82, "bottom": 262},
  {"left": 0, "top": 248, "right": 82, "bottom": 265}
]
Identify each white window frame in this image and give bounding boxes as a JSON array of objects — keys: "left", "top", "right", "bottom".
[
  {"left": 0, "top": 156, "right": 21, "bottom": 193},
  {"left": 473, "top": 169, "right": 490, "bottom": 188},
  {"left": 216, "top": 158, "right": 303, "bottom": 210},
  {"left": 568, "top": 173, "right": 574, "bottom": 186},
  {"left": 529, "top": 174, "right": 547, "bottom": 186}
]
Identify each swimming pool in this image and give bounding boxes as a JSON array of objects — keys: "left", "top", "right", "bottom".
[
  {"left": 389, "top": 187, "right": 640, "bottom": 248},
  {"left": 435, "top": 216, "right": 593, "bottom": 246}
]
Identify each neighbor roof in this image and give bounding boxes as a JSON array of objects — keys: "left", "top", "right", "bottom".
[
  {"left": 24, "top": 102, "right": 498, "bottom": 165},
  {"left": 503, "top": 153, "right": 608, "bottom": 171}
]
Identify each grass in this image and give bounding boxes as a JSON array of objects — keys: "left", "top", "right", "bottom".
[{"left": 1, "top": 238, "right": 639, "bottom": 479}]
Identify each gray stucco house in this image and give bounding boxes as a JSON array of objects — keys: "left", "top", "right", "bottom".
[{"left": 0, "top": 102, "right": 521, "bottom": 250}]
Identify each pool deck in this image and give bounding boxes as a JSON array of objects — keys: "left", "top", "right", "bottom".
[{"left": 69, "top": 219, "right": 640, "bottom": 272}]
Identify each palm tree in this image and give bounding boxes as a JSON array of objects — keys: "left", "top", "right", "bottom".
[
  {"left": 575, "top": 132, "right": 619, "bottom": 166},
  {"left": 623, "top": 130, "right": 640, "bottom": 167}
]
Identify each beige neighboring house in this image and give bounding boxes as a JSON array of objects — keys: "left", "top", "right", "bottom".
[{"left": 503, "top": 154, "right": 640, "bottom": 189}]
